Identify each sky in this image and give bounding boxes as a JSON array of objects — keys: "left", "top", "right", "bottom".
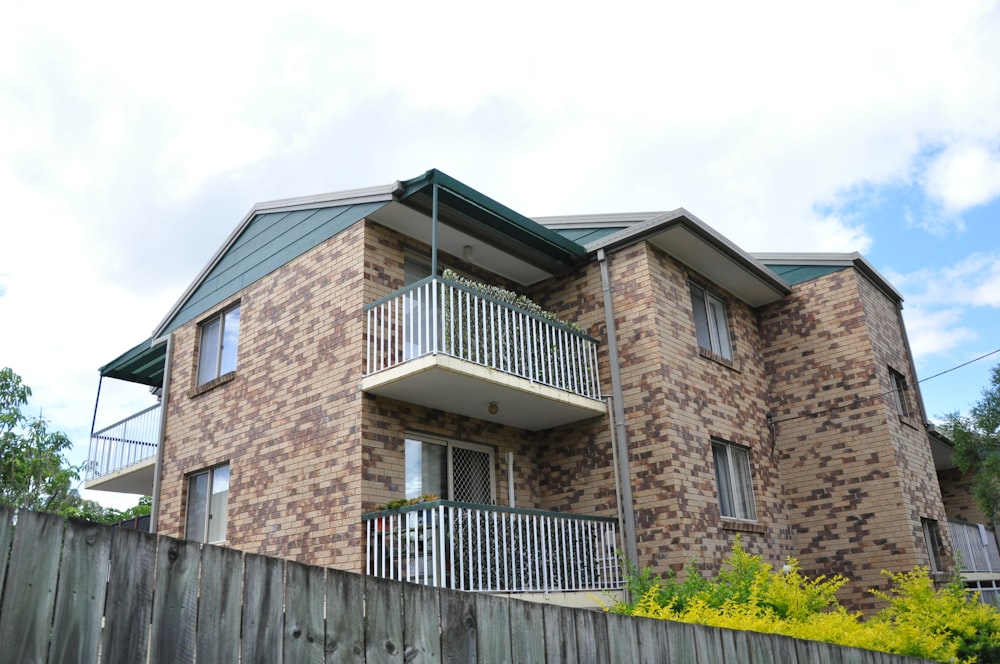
[{"left": 1, "top": 1, "right": 999, "bottom": 509}]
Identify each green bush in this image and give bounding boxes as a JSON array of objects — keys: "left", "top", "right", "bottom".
[{"left": 611, "top": 538, "right": 1000, "bottom": 663}]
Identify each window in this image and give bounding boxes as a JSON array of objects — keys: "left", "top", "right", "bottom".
[
  {"left": 922, "top": 518, "right": 944, "bottom": 574},
  {"left": 405, "top": 436, "right": 494, "bottom": 504},
  {"left": 712, "top": 440, "right": 757, "bottom": 521},
  {"left": 690, "top": 284, "right": 733, "bottom": 360},
  {"left": 186, "top": 464, "right": 229, "bottom": 543},
  {"left": 890, "top": 367, "right": 910, "bottom": 418},
  {"left": 197, "top": 305, "right": 241, "bottom": 386}
]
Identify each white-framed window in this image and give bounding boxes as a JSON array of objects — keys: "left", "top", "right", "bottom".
[
  {"left": 712, "top": 440, "right": 757, "bottom": 521},
  {"left": 186, "top": 464, "right": 229, "bottom": 543},
  {"left": 890, "top": 367, "right": 910, "bottom": 418},
  {"left": 922, "top": 517, "right": 944, "bottom": 574},
  {"left": 197, "top": 304, "right": 241, "bottom": 386},
  {"left": 405, "top": 435, "right": 495, "bottom": 504},
  {"left": 690, "top": 284, "right": 733, "bottom": 360}
]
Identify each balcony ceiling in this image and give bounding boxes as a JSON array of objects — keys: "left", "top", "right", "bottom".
[
  {"left": 84, "top": 458, "right": 156, "bottom": 495},
  {"left": 361, "top": 355, "right": 606, "bottom": 431}
]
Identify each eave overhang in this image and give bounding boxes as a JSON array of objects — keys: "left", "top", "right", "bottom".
[
  {"left": 588, "top": 209, "right": 791, "bottom": 307},
  {"left": 752, "top": 252, "right": 904, "bottom": 304},
  {"left": 389, "top": 169, "right": 589, "bottom": 282}
]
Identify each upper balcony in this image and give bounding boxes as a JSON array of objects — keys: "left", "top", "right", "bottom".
[
  {"left": 361, "top": 276, "right": 605, "bottom": 431},
  {"left": 84, "top": 404, "right": 160, "bottom": 494}
]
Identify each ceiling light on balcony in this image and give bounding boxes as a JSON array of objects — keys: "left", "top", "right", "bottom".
[
  {"left": 488, "top": 402, "right": 499, "bottom": 415},
  {"left": 463, "top": 245, "right": 474, "bottom": 262}
]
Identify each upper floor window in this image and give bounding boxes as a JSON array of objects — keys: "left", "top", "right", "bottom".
[
  {"left": 889, "top": 367, "right": 910, "bottom": 418},
  {"left": 186, "top": 464, "right": 229, "bottom": 544},
  {"left": 690, "top": 284, "right": 732, "bottom": 360},
  {"left": 712, "top": 440, "right": 757, "bottom": 521},
  {"left": 405, "top": 436, "right": 495, "bottom": 504},
  {"left": 198, "top": 305, "right": 240, "bottom": 385}
]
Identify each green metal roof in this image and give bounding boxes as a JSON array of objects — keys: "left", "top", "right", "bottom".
[
  {"left": 100, "top": 338, "right": 167, "bottom": 387},
  {"left": 158, "top": 201, "right": 383, "bottom": 336},
  {"left": 398, "top": 169, "right": 588, "bottom": 273},
  {"left": 553, "top": 227, "right": 627, "bottom": 246},
  {"left": 763, "top": 263, "right": 848, "bottom": 286}
]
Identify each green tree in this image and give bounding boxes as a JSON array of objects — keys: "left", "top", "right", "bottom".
[
  {"left": 0, "top": 367, "right": 79, "bottom": 513},
  {"left": 945, "top": 363, "right": 1000, "bottom": 521}
]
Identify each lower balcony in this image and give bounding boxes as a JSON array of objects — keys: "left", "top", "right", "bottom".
[
  {"left": 949, "top": 520, "right": 1000, "bottom": 608},
  {"left": 362, "top": 277, "right": 606, "bottom": 431},
  {"left": 363, "top": 501, "right": 622, "bottom": 597},
  {"left": 84, "top": 404, "right": 160, "bottom": 494}
]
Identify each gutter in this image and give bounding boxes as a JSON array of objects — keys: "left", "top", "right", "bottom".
[
  {"left": 149, "top": 334, "right": 173, "bottom": 533},
  {"left": 598, "top": 248, "right": 640, "bottom": 569}
]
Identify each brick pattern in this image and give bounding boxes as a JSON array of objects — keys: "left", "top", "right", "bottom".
[
  {"left": 939, "top": 468, "right": 992, "bottom": 525},
  {"left": 158, "top": 222, "right": 367, "bottom": 571},
  {"left": 760, "top": 269, "right": 951, "bottom": 610},
  {"left": 156, "top": 213, "right": 957, "bottom": 614}
]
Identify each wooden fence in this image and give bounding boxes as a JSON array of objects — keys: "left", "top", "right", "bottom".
[{"left": 0, "top": 508, "right": 931, "bottom": 663}]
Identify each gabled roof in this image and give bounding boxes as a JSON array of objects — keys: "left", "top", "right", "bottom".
[
  {"left": 553, "top": 210, "right": 791, "bottom": 307},
  {"left": 753, "top": 252, "right": 903, "bottom": 303}
]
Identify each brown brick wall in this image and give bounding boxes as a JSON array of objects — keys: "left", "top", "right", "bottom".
[
  {"left": 761, "top": 268, "right": 951, "bottom": 610},
  {"left": 939, "top": 467, "right": 993, "bottom": 525},
  {"left": 158, "top": 222, "right": 367, "bottom": 570}
]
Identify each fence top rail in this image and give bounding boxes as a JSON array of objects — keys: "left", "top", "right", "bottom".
[
  {"left": 362, "top": 499, "right": 619, "bottom": 524},
  {"left": 92, "top": 403, "right": 161, "bottom": 437},
  {"left": 362, "top": 275, "right": 599, "bottom": 342}
]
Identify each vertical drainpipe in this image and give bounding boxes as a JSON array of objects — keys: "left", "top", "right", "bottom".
[
  {"left": 149, "top": 334, "right": 173, "bottom": 534},
  {"left": 598, "top": 248, "right": 640, "bottom": 569}
]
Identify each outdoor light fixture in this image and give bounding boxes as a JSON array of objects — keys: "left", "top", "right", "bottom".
[
  {"left": 463, "top": 245, "right": 474, "bottom": 262},
  {"left": 488, "top": 402, "right": 499, "bottom": 415}
]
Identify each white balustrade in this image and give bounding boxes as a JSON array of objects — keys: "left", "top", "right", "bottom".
[
  {"left": 86, "top": 404, "right": 161, "bottom": 480},
  {"left": 949, "top": 520, "right": 1000, "bottom": 573},
  {"left": 364, "top": 501, "right": 622, "bottom": 593},
  {"left": 365, "top": 278, "right": 601, "bottom": 400}
]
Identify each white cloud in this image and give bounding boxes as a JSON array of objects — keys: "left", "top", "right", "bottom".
[
  {"left": 2, "top": 0, "right": 1000, "bottom": 506},
  {"left": 924, "top": 141, "right": 1000, "bottom": 215}
]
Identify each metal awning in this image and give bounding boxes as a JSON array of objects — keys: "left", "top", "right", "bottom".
[
  {"left": 396, "top": 169, "right": 589, "bottom": 275},
  {"left": 100, "top": 338, "right": 167, "bottom": 387}
]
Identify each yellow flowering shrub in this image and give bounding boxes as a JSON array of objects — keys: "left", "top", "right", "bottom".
[{"left": 612, "top": 539, "right": 1000, "bottom": 663}]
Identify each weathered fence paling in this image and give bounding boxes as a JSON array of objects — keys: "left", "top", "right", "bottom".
[
  {"left": 364, "top": 277, "right": 602, "bottom": 399},
  {"left": 0, "top": 508, "right": 936, "bottom": 664},
  {"left": 363, "top": 501, "right": 622, "bottom": 593}
]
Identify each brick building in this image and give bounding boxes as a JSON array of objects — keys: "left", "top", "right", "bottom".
[{"left": 87, "top": 169, "right": 982, "bottom": 610}]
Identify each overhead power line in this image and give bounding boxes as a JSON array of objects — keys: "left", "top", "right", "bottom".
[{"left": 769, "top": 347, "right": 1000, "bottom": 427}]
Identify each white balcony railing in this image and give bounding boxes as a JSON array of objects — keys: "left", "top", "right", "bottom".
[
  {"left": 86, "top": 404, "right": 161, "bottom": 481},
  {"left": 364, "top": 501, "right": 622, "bottom": 593},
  {"left": 364, "top": 277, "right": 601, "bottom": 400},
  {"left": 949, "top": 520, "right": 1000, "bottom": 574}
]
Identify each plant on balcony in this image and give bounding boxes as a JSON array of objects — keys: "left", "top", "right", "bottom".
[{"left": 441, "top": 269, "right": 593, "bottom": 394}]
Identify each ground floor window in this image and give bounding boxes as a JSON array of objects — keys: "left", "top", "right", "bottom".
[
  {"left": 712, "top": 439, "right": 757, "bottom": 521},
  {"left": 186, "top": 463, "right": 229, "bottom": 543},
  {"left": 405, "top": 436, "right": 494, "bottom": 504},
  {"left": 922, "top": 517, "right": 945, "bottom": 574}
]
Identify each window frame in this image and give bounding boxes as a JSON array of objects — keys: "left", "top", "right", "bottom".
[
  {"left": 405, "top": 434, "right": 496, "bottom": 505},
  {"left": 921, "top": 517, "right": 945, "bottom": 574},
  {"left": 690, "top": 283, "right": 733, "bottom": 360},
  {"left": 197, "top": 303, "right": 241, "bottom": 387},
  {"left": 889, "top": 367, "right": 911, "bottom": 418},
  {"left": 185, "top": 463, "right": 230, "bottom": 544},
  {"left": 712, "top": 439, "right": 757, "bottom": 522}
]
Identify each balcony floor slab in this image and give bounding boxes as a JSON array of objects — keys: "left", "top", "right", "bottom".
[{"left": 362, "top": 354, "right": 605, "bottom": 430}]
